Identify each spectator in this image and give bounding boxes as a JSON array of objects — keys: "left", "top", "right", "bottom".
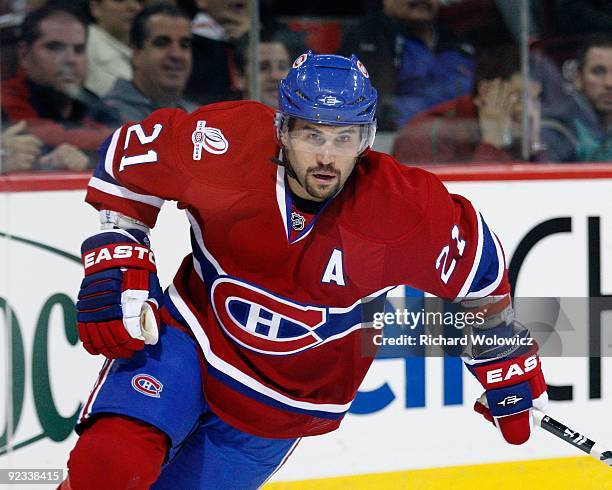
[
  {"left": 1, "top": 0, "right": 50, "bottom": 80},
  {"left": 234, "top": 28, "right": 302, "bottom": 108},
  {"left": 256, "top": 39, "right": 290, "bottom": 108},
  {"left": 185, "top": 0, "right": 250, "bottom": 105},
  {"left": 103, "top": 3, "right": 195, "bottom": 123},
  {"left": 85, "top": 0, "right": 143, "bottom": 96},
  {"left": 340, "top": 0, "right": 475, "bottom": 130},
  {"left": 392, "top": 44, "right": 543, "bottom": 164},
  {"left": 541, "top": 34, "right": 612, "bottom": 162},
  {"left": 0, "top": 120, "right": 43, "bottom": 173},
  {"left": 1, "top": 4, "right": 113, "bottom": 171}
]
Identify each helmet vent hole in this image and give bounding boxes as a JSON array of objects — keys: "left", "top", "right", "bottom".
[{"left": 294, "top": 89, "right": 310, "bottom": 101}]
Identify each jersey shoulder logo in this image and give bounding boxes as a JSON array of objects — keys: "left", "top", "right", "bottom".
[{"left": 192, "top": 120, "right": 229, "bottom": 160}]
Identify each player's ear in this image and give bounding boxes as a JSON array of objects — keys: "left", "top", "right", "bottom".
[
  {"left": 280, "top": 127, "right": 290, "bottom": 147},
  {"left": 275, "top": 113, "right": 290, "bottom": 147}
]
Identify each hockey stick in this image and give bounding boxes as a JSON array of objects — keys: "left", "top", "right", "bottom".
[{"left": 533, "top": 411, "right": 612, "bottom": 467}]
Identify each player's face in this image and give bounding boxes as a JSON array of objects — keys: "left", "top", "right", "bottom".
[
  {"left": 575, "top": 47, "right": 612, "bottom": 115},
  {"left": 284, "top": 119, "right": 361, "bottom": 202},
  {"left": 19, "top": 13, "right": 87, "bottom": 95},
  {"left": 132, "top": 14, "right": 192, "bottom": 98}
]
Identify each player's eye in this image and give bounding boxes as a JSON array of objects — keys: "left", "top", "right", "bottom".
[
  {"left": 335, "top": 134, "right": 353, "bottom": 145},
  {"left": 306, "top": 132, "right": 325, "bottom": 144}
]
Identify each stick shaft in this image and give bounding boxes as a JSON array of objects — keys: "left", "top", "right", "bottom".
[{"left": 534, "top": 411, "right": 612, "bottom": 466}]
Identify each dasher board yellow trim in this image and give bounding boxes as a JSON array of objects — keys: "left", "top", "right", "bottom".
[{"left": 265, "top": 456, "right": 612, "bottom": 490}]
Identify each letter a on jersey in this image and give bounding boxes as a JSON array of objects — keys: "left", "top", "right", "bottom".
[{"left": 322, "top": 249, "right": 345, "bottom": 286}]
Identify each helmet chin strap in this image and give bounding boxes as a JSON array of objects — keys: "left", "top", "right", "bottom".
[{"left": 272, "top": 148, "right": 306, "bottom": 188}]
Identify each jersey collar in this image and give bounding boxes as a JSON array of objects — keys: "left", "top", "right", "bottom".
[{"left": 275, "top": 165, "right": 333, "bottom": 244}]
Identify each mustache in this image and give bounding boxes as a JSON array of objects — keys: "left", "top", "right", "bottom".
[{"left": 308, "top": 164, "right": 340, "bottom": 175}]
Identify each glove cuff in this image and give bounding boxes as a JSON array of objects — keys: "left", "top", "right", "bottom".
[{"left": 486, "top": 381, "right": 533, "bottom": 418}]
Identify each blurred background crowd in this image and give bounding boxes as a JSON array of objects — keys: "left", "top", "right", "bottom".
[{"left": 1, "top": 0, "right": 612, "bottom": 173}]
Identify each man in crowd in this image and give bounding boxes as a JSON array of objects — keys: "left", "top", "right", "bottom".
[
  {"left": 85, "top": 0, "right": 143, "bottom": 97},
  {"left": 103, "top": 3, "right": 195, "bottom": 123},
  {"left": 393, "top": 44, "right": 543, "bottom": 164},
  {"left": 340, "top": 0, "right": 474, "bottom": 130},
  {"left": 1, "top": 4, "right": 113, "bottom": 171},
  {"left": 541, "top": 34, "right": 612, "bottom": 162}
]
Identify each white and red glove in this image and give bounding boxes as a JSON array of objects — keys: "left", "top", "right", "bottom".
[
  {"left": 465, "top": 332, "right": 548, "bottom": 445},
  {"left": 76, "top": 229, "right": 162, "bottom": 358}
]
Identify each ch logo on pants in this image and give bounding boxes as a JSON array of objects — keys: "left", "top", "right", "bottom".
[{"left": 131, "top": 374, "right": 163, "bottom": 398}]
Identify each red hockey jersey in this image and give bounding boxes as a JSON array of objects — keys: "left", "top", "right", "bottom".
[{"left": 86, "top": 101, "right": 509, "bottom": 438}]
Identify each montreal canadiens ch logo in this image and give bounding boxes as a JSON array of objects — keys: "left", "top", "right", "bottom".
[
  {"left": 211, "top": 277, "right": 328, "bottom": 355},
  {"left": 356, "top": 60, "right": 369, "bottom": 78},
  {"left": 292, "top": 53, "right": 308, "bottom": 69},
  {"left": 192, "top": 120, "right": 229, "bottom": 160},
  {"left": 131, "top": 374, "right": 163, "bottom": 398}
]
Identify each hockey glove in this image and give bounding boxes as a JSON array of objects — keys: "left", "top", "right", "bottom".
[
  {"left": 77, "top": 229, "right": 162, "bottom": 358},
  {"left": 465, "top": 327, "right": 548, "bottom": 445}
]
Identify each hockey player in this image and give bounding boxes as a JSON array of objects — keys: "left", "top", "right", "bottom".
[{"left": 61, "top": 52, "right": 547, "bottom": 489}]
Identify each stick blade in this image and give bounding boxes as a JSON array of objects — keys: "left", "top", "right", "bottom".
[{"left": 600, "top": 451, "right": 612, "bottom": 467}]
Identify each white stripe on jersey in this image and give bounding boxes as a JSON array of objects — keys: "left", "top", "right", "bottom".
[
  {"left": 328, "top": 286, "right": 394, "bottom": 314},
  {"left": 104, "top": 127, "right": 122, "bottom": 180},
  {"left": 186, "top": 210, "right": 225, "bottom": 275},
  {"left": 79, "top": 358, "right": 115, "bottom": 422},
  {"left": 457, "top": 209, "right": 484, "bottom": 299},
  {"left": 275, "top": 165, "right": 288, "bottom": 237},
  {"left": 168, "top": 284, "right": 353, "bottom": 414},
  {"left": 89, "top": 177, "right": 164, "bottom": 208},
  {"left": 274, "top": 165, "right": 315, "bottom": 243}
]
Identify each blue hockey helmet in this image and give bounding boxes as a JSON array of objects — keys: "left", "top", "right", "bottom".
[{"left": 276, "top": 52, "right": 377, "bottom": 156}]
